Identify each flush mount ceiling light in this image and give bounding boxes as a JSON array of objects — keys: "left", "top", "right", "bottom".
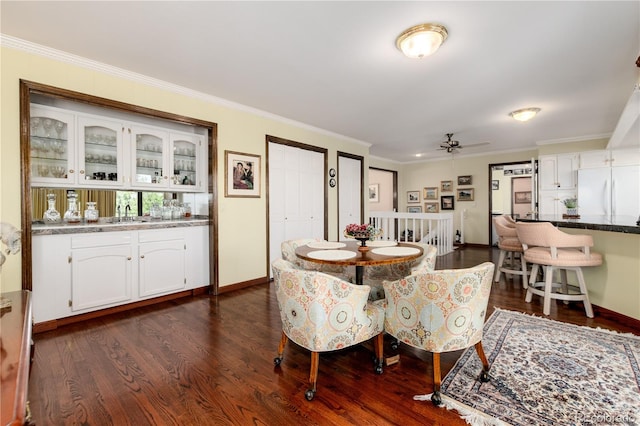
[
  {"left": 396, "top": 23, "right": 448, "bottom": 58},
  {"left": 509, "top": 107, "right": 541, "bottom": 122}
]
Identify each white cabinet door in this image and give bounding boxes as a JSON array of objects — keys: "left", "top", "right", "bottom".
[
  {"left": 170, "top": 133, "right": 202, "bottom": 190},
  {"left": 77, "top": 115, "right": 124, "bottom": 186},
  {"left": 538, "top": 156, "right": 558, "bottom": 191},
  {"left": 610, "top": 148, "right": 640, "bottom": 167},
  {"left": 30, "top": 105, "right": 76, "bottom": 186},
  {"left": 185, "top": 226, "right": 210, "bottom": 289},
  {"left": 556, "top": 154, "right": 578, "bottom": 189},
  {"left": 32, "top": 234, "right": 72, "bottom": 323},
  {"left": 138, "top": 230, "right": 186, "bottom": 298},
  {"left": 130, "top": 125, "right": 170, "bottom": 188},
  {"left": 539, "top": 189, "right": 577, "bottom": 215},
  {"left": 71, "top": 244, "right": 133, "bottom": 312},
  {"left": 579, "top": 150, "right": 610, "bottom": 169}
]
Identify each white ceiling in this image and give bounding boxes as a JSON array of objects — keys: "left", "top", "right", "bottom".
[{"left": 2, "top": 1, "right": 639, "bottom": 162}]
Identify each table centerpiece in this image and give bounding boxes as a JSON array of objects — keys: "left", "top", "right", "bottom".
[{"left": 344, "top": 223, "right": 381, "bottom": 252}]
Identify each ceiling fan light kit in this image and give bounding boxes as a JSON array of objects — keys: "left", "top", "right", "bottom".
[
  {"left": 509, "top": 107, "right": 541, "bottom": 122},
  {"left": 396, "top": 23, "right": 448, "bottom": 58}
]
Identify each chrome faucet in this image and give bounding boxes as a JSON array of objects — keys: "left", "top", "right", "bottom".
[
  {"left": 124, "top": 204, "right": 131, "bottom": 221},
  {"left": 116, "top": 205, "right": 121, "bottom": 222}
]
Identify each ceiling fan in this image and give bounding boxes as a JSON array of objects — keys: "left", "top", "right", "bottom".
[{"left": 438, "top": 133, "right": 489, "bottom": 153}]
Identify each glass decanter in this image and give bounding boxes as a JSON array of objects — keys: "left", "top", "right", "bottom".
[
  {"left": 43, "top": 193, "right": 61, "bottom": 223},
  {"left": 64, "top": 192, "right": 82, "bottom": 223},
  {"left": 84, "top": 201, "right": 99, "bottom": 223}
]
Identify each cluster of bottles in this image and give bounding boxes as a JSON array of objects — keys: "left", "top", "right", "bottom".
[
  {"left": 43, "top": 192, "right": 99, "bottom": 224},
  {"left": 149, "top": 200, "right": 191, "bottom": 220}
]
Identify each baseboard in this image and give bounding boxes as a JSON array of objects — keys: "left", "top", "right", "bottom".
[{"left": 216, "top": 276, "right": 270, "bottom": 294}]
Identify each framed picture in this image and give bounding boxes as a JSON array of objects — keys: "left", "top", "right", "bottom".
[
  {"left": 408, "top": 206, "right": 422, "bottom": 213},
  {"left": 441, "top": 195, "right": 455, "bottom": 210},
  {"left": 514, "top": 191, "right": 532, "bottom": 204},
  {"left": 440, "top": 180, "right": 453, "bottom": 192},
  {"left": 423, "top": 187, "right": 438, "bottom": 200},
  {"left": 457, "top": 175, "right": 472, "bottom": 185},
  {"left": 407, "top": 190, "right": 420, "bottom": 203},
  {"left": 492, "top": 180, "right": 499, "bottom": 190},
  {"left": 225, "top": 150, "right": 261, "bottom": 197},
  {"left": 369, "top": 184, "right": 379, "bottom": 202},
  {"left": 424, "top": 202, "right": 439, "bottom": 213},
  {"left": 457, "top": 188, "right": 474, "bottom": 201}
]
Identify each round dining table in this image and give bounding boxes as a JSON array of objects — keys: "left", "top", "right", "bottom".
[{"left": 295, "top": 240, "right": 423, "bottom": 285}]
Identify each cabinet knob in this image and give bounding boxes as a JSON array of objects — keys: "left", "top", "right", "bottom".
[
  {"left": 80, "top": 170, "right": 85, "bottom": 175},
  {"left": 69, "top": 169, "right": 74, "bottom": 174},
  {"left": 127, "top": 256, "right": 131, "bottom": 260},
  {"left": 140, "top": 255, "right": 145, "bottom": 259}
]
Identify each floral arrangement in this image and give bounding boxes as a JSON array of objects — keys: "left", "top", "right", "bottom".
[
  {"left": 344, "top": 223, "right": 381, "bottom": 239},
  {"left": 562, "top": 198, "right": 577, "bottom": 208}
]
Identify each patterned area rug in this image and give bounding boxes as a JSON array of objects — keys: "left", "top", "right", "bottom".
[{"left": 432, "top": 309, "right": 640, "bottom": 426}]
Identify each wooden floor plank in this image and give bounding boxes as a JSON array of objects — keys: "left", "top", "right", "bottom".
[{"left": 28, "top": 247, "right": 640, "bottom": 425}]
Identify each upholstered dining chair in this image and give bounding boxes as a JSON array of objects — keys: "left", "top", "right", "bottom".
[
  {"left": 271, "top": 258, "right": 385, "bottom": 401},
  {"left": 515, "top": 221, "right": 602, "bottom": 318},
  {"left": 280, "top": 239, "right": 355, "bottom": 282},
  {"left": 493, "top": 215, "right": 528, "bottom": 286},
  {"left": 364, "top": 243, "right": 438, "bottom": 301},
  {"left": 383, "top": 262, "right": 495, "bottom": 405}
]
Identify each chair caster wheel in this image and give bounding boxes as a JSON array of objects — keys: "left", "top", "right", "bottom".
[
  {"left": 479, "top": 370, "right": 490, "bottom": 382},
  {"left": 273, "top": 357, "right": 282, "bottom": 366},
  {"left": 431, "top": 391, "right": 442, "bottom": 406},
  {"left": 375, "top": 364, "right": 383, "bottom": 375},
  {"left": 305, "top": 389, "right": 315, "bottom": 401}
]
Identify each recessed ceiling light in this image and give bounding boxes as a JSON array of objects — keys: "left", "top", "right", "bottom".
[
  {"left": 509, "top": 107, "right": 541, "bottom": 122},
  {"left": 396, "top": 23, "right": 448, "bottom": 59}
]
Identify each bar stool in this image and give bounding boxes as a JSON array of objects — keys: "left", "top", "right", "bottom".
[
  {"left": 515, "top": 222, "right": 602, "bottom": 318},
  {"left": 493, "top": 215, "right": 528, "bottom": 286}
]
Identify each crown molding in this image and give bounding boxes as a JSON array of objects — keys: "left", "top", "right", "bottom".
[{"left": 1, "top": 34, "right": 370, "bottom": 148}]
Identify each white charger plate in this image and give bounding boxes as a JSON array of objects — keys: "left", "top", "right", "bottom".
[
  {"left": 366, "top": 240, "right": 397, "bottom": 247},
  {"left": 371, "top": 247, "right": 421, "bottom": 256},
  {"left": 307, "top": 241, "right": 347, "bottom": 250},
  {"left": 307, "top": 250, "right": 356, "bottom": 261}
]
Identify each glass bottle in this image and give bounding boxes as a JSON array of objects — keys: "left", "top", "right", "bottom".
[
  {"left": 64, "top": 192, "right": 82, "bottom": 223},
  {"left": 84, "top": 201, "right": 99, "bottom": 223},
  {"left": 184, "top": 202, "right": 192, "bottom": 218},
  {"left": 43, "top": 193, "right": 61, "bottom": 223}
]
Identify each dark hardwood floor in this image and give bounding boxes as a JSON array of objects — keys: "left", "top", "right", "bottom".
[{"left": 28, "top": 247, "right": 640, "bottom": 425}]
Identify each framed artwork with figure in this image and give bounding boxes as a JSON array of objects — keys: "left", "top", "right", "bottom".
[
  {"left": 441, "top": 195, "right": 454, "bottom": 210},
  {"left": 225, "top": 150, "right": 261, "bottom": 197}
]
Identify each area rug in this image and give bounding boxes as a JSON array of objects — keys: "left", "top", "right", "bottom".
[{"left": 416, "top": 308, "right": 640, "bottom": 426}]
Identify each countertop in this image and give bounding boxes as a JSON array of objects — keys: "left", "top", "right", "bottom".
[
  {"left": 518, "top": 214, "right": 640, "bottom": 234},
  {"left": 32, "top": 215, "right": 209, "bottom": 235}
]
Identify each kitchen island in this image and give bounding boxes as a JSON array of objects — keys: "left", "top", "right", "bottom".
[{"left": 517, "top": 215, "right": 640, "bottom": 321}]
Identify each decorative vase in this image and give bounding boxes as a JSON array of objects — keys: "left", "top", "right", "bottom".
[{"left": 355, "top": 236, "right": 370, "bottom": 252}]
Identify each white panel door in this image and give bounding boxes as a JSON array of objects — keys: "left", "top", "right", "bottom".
[
  {"left": 268, "top": 142, "right": 325, "bottom": 277},
  {"left": 338, "top": 156, "right": 362, "bottom": 238}
]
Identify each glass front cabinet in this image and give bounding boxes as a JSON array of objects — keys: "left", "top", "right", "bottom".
[{"left": 30, "top": 103, "right": 206, "bottom": 192}]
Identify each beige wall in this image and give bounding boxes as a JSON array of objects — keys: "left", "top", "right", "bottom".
[{"left": 0, "top": 46, "right": 368, "bottom": 291}]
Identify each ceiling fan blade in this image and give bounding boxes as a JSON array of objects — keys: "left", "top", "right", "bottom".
[{"left": 457, "top": 142, "right": 490, "bottom": 149}]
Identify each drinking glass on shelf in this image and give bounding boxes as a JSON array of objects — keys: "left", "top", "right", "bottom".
[
  {"left": 30, "top": 117, "right": 41, "bottom": 137},
  {"left": 42, "top": 118, "right": 54, "bottom": 137},
  {"left": 54, "top": 121, "right": 65, "bottom": 139}
]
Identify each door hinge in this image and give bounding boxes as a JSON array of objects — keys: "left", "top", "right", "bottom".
[{"left": 68, "top": 300, "right": 72, "bottom": 307}]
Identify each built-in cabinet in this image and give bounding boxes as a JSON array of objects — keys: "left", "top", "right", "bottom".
[
  {"left": 579, "top": 148, "right": 640, "bottom": 169},
  {"left": 31, "top": 225, "right": 209, "bottom": 324},
  {"left": 537, "top": 154, "right": 578, "bottom": 215},
  {"left": 30, "top": 104, "right": 206, "bottom": 192}
]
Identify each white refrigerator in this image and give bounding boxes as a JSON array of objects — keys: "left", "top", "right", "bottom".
[{"left": 577, "top": 165, "right": 640, "bottom": 218}]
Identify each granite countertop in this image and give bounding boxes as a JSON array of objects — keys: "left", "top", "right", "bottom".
[
  {"left": 32, "top": 215, "right": 209, "bottom": 235},
  {"left": 518, "top": 215, "right": 640, "bottom": 234}
]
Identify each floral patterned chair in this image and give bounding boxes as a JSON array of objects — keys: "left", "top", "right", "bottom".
[
  {"left": 271, "top": 258, "right": 385, "bottom": 400},
  {"left": 365, "top": 243, "right": 438, "bottom": 301},
  {"left": 383, "top": 262, "right": 495, "bottom": 405},
  {"left": 280, "top": 239, "right": 355, "bottom": 282}
]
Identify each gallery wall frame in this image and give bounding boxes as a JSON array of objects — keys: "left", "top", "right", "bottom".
[
  {"left": 408, "top": 206, "right": 422, "bottom": 213},
  {"left": 457, "top": 175, "right": 472, "bottom": 185},
  {"left": 225, "top": 150, "right": 260, "bottom": 197},
  {"left": 492, "top": 180, "right": 499, "bottom": 190},
  {"left": 423, "top": 187, "right": 438, "bottom": 200},
  {"left": 441, "top": 195, "right": 454, "bottom": 210},
  {"left": 441, "top": 180, "right": 453, "bottom": 192},
  {"left": 407, "top": 190, "right": 420, "bottom": 203},
  {"left": 424, "top": 202, "right": 439, "bottom": 213},
  {"left": 369, "top": 184, "right": 380, "bottom": 202},
  {"left": 457, "top": 188, "right": 474, "bottom": 201}
]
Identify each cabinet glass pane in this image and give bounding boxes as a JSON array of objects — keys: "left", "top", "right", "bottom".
[
  {"left": 172, "top": 139, "right": 197, "bottom": 187},
  {"left": 83, "top": 126, "right": 118, "bottom": 181},
  {"left": 30, "top": 116, "right": 69, "bottom": 179},
  {"left": 135, "top": 134, "right": 163, "bottom": 183}
]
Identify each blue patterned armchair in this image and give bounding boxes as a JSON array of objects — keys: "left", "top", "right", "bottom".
[
  {"left": 271, "top": 258, "right": 385, "bottom": 400},
  {"left": 365, "top": 243, "right": 438, "bottom": 301},
  {"left": 383, "top": 262, "right": 495, "bottom": 405}
]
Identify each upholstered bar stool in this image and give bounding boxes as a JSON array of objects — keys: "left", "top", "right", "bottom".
[
  {"left": 515, "top": 222, "right": 602, "bottom": 318},
  {"left": 493, "top": 215, "right": 528, "bottom": 286}
]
